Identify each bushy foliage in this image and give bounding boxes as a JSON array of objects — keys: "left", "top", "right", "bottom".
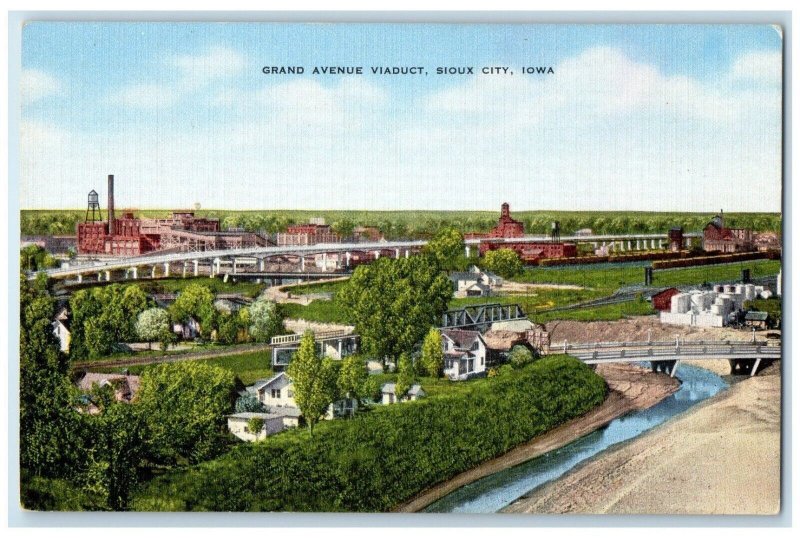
[
  {"left": 338, "top": 256, "right": 452, "bottom": 365},
  {"left": 69, "top": 284, "right": 149, "bottom": 360},
  {"left": 248, "top": 299, "right": 283, "bottom": 342},
  {"left": 424, "top": 227, "right": 465, "bottom": 271},
  {"left": 287, "top": 331, "right": 339, "bottom": 434},
  {"left": 169, "top": 283, "right": 216, "bottom": 338},
  {"left": 420, "top": 328, "right": 444, "bottom": 378},
  {"left": 134, "top": 356, "right": 606, "bottom": 512},
  {"left": 135, "top": 307, "right": 174, "bottom": 350},
  {"left": 21, "top": 244, "right": 58, "bottom": 272},
  {"left": 136, "top": 361, "right": 237, "bottom": 464},
  {"left": 247, "top": 417, "right": 265, "bottom": 434},
  {"left": 235, "top": 393, "right": 265, "bottom": 413},
  {"left": 483, "top": 248, "right": 523, "bottom": 278},
  {"left": 508, "top": 345, "right": 535, "bottom": 368}
]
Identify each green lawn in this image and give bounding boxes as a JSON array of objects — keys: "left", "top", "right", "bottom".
[
  {"left": 280, "top": 300, "right": 352, "bottom": 324},
  {"left": 286, "top": 280, "right": 349, "bottom": 295},
  {"left": 92, "top": 350, "right": 274, "bottom": 386},
  {"left": 135, "top": 277, "right": 266, "bottom": 298}
]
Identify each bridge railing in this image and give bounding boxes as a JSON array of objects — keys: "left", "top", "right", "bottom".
[
  {"left": 269, "top": 330, "right": 350, "bottom": 346},
  {"left": 572, "top": 343, "right": 781, "bottom": 362},
  {"left": 562, "top": 339, "right": 777, "bottom": 351}
]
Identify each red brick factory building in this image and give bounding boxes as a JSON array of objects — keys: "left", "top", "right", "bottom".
[
  {"left": 467, "top": 203, "right": 577, "bottom": 264},
  {"left": 77, "top": 175, "right": 266, "bottom": 256}
]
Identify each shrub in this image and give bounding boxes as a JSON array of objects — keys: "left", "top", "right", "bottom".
[
  {"left": 247, "top": 418, "right": 265, "bottom": 434},
  {"left": 134, "top": 356, "right": 606, "bottom": 512}
]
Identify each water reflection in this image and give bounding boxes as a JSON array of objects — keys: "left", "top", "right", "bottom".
[{"left": 424, "top": 364, "right": 728, "bottom": 513}]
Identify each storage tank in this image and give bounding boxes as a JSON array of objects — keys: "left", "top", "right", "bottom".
[
  {"left": 671, "top": 293, "right": 691, "bottom": 314},
  {"left": 691, "top": 293, "right": 705, "bottom": 311},
  {"left": 744, "top": 284, "right": 756, "bottom": 301}
]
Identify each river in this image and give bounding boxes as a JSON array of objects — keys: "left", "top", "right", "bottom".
[{"left": 423, "top": 363, "right": 728, "bottom": 513}]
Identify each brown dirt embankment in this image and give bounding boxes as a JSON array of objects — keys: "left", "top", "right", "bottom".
[
  {"left": 393, "top": 363, "right": 679, "bottom": 513},
  {"left": 503, "top": 361, "right": 781, "bottom": 515}
]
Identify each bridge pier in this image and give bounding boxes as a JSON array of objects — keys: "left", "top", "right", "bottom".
[
  {"left": 322, "top": 253, "right": 327, "bottom": 272},
  {"left": 163, "top": 263, "right": 170, "bottom": 277},
  {"left": 374, "top": 251, "right": 380, "bottom": 260},
  {"left": 345, "top": 252, "right": 351, "bottom": 268},
  {"left": 76, "top": 274, "right": 82, "bottom": 284},
  {"left": 650, "top": 239, "right": 656, "bottom": 249},
  {"left": 131, "top": 267, "right": 138, "bottom": 279},
  {"left": 650, "top": 360, "right": 678, "bottom": 375},
  {"left": 259, "top": 258, "right": 265, "bottom": 272},
  {"left": 465, "top": 245, "right": 471, "bottom": 258},
  {"left": 105, "top": 270, "right": 111, "bottom": 282},
  {"left": 405, "top": 249, "right": 410, "bottom": 258},
  {"left": 300, "top": 257, "right": 305, "bottom": 271},
  {"left": 182, "top": 262, "right": 187, "bottom": 278},
  {"left": 194, "top": 260, "right": 199, "bottom": 277},
  {"left": 395, "top": 248, "right": 400, "bottom": 259},
  {"left": 151, "top": 265, "right": 157, "bottom": 279}
]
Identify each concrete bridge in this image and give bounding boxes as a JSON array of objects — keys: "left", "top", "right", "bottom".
[
  {"left": 31, "top": 230, "right": 703, "bottom": 282},
  {"left": 560, "top": 339, "right": 781, "bottom": 377}
]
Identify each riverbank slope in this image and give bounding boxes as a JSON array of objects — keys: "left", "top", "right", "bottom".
[
  {"left": 395, "top": 363, "right": 679, "bottom": 512},
  {"left": 504, "top": 360, "right": 781, "bottom": 515}
]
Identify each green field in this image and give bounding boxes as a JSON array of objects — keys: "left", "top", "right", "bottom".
[
  {"left": 279, "top": 259, "right": 781, "bottom": 325},
  {"left": 21, "top": 209, "right": 781, "bottom": 239},
  {"left": 134, "top": 277, "right": 266, "bottom": 298},
  {"left": 94, "top": 351, "right": 274, "bottom": 386}
]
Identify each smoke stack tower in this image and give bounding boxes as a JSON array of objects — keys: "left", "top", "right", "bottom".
[{"left": 107, "top": 174, "right": 115, "bottom": 236}]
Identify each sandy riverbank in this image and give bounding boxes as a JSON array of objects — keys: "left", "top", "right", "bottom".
[
  {"left": 503, "top": 360, "right": 781, "bottom": 515},
  {"left": 393, "top": 362, "right": 679, "bottom": 512}
]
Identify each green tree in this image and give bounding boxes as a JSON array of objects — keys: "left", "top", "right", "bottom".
[
  {"left": 248, "top": 299, "right": 283, "bottom": 342},
  {"left": 83, "top": 403, "right": 144, "bottom": 510},
  {"left": 394, "top": 353, "right": 416, "bottom": 401},
  {"left": 509, "top": 345, "right": 534, "bottom": 368},
  {"left": 337, "top": 355, "right": 368, "bottom": 410},
  {"left": 19, "top": 275, "right": 86, "bottom": 481},
  {"left": 332, "top": 218, "right": 356, "bottom": 238},
  {"left": 246, "top": 417, "right": 265, "bottom": 435},
  {"left": 169, "top": 283, "right": 216, "bottom": 338},
  {"left": 135, "top": 307, "right": 172, "bottom": 350},
  {"left": 338, "top": 256, "right": 452, "bottom": 366},
  {"left": 483, "top": 248, "right": 523, "bottom": 278},
  {"left": 136, "top": 361, "right": 236, "bottom": 464},
  {"left": 286, "top": 331, "right": 339, "bottom": 435},
  {"left": 420, "top": 327, "right": 444, "bottom": 378},
  {"left": 424, "top": 227, "right": 465, "bottom": 271}
]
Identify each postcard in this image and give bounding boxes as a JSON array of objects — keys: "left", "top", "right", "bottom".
[{"left": 16, "top": 21, "right": 783, "bottom": 515}]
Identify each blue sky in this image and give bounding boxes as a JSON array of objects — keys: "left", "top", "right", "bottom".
[{"left": 20, "top": 23, "right": 783, "bottom": 211}]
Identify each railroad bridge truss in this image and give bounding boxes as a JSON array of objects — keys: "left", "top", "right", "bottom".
[{"left": 441, "top": 303, "right": 528, "bottom": 331}]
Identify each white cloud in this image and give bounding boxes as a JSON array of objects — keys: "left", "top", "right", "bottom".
[
  {"left": 170, "top": 46, "right": 247, "bottom": 82},
  {"left": 20, "top": 47, "right": 782, "bottom": 213},
  {"left": 108, "top": 83, "right": 179, "bottom": 109},
  {"left": 21, "top": 69, "right": 61, "bottom": 104},
  {"left": 730, "top": 50, "right": 782, "bottom": 86}
]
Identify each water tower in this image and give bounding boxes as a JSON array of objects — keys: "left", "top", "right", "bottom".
[
  {"left": 85, "top": 189, "right": 102, "bottom": 222},
  {"left": 550, "top": 221, "right": 561, "bottom": 242}
]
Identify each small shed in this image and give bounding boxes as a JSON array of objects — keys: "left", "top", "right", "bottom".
[
  {"left": 744, "top": 311, "right": 769, "bottom": 330},
  {"left": 381, "top": 383, "right": 426, "bottom": 404},
  {"left": 651, "top": 288, "right": 682, "bottom": 312}
]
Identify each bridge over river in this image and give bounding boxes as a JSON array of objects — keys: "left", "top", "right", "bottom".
[{"left": 560, "top": 339, "right": 781, "bottom": 377}]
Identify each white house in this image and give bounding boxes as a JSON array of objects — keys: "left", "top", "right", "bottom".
[
  {"left": 381, "top": 383, "right": 426, "bottom": 404},
  {"left": 468, "top": 265, "right": 504, "bottom": 287},
  {"left": 253, "top": 371, "right": 357, "bottom": 420},
  {"left": 449, "top": 271, "right": 490, "bottom": 298},
  {"left": 254, "top": 372, "right": 297, "bottom": 408},
  {"left": 441, "top": 328, "right": 488, "bottom": 380}
]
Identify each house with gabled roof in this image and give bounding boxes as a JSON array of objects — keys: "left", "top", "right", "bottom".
[{"left": 440, "top": 328, "right": 487, "bottom": 380}]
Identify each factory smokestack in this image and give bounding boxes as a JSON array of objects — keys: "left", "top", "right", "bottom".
[{"left": 108, "top": 174, "right": 115, "bottom": 236}]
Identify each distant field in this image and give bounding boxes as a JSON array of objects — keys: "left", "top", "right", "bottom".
[{"left": 20, "top": 209, "right": 781, "bottom": 238}]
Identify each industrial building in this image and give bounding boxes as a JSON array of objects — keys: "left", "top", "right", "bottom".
[
  {"left": 77, "top": 175, "right": 267, "bottom": 256},
  {"left": 467, "top": 203, "right": 578, "bottom": 264},
  {"left": 702, "top": 212, "right": 754, "bottom": 253},
  {"left": 660, "top": 283, "right": 771, "bottom": 328}
]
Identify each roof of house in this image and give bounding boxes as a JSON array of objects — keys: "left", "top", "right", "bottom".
[
  {"left": 253, "top": 372, "right": 290, "bottom": 391},
  {"left": 745, "top": 311, "right": 769, "bottom": 321},
  {"left": 449, "top": 272, "right": 479, "bottom": 282},
  {"left": 77, "top": 372, "right": 140, "bottom": 400},
  {"left": 441, "top": 329, "right": 483, "bottom": 350},
  {"left": 490, "top": 319, "right": 535, "bottom": 332},
  {"left": 381, "top": 383, "right": 425, "bottom": 396}
]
